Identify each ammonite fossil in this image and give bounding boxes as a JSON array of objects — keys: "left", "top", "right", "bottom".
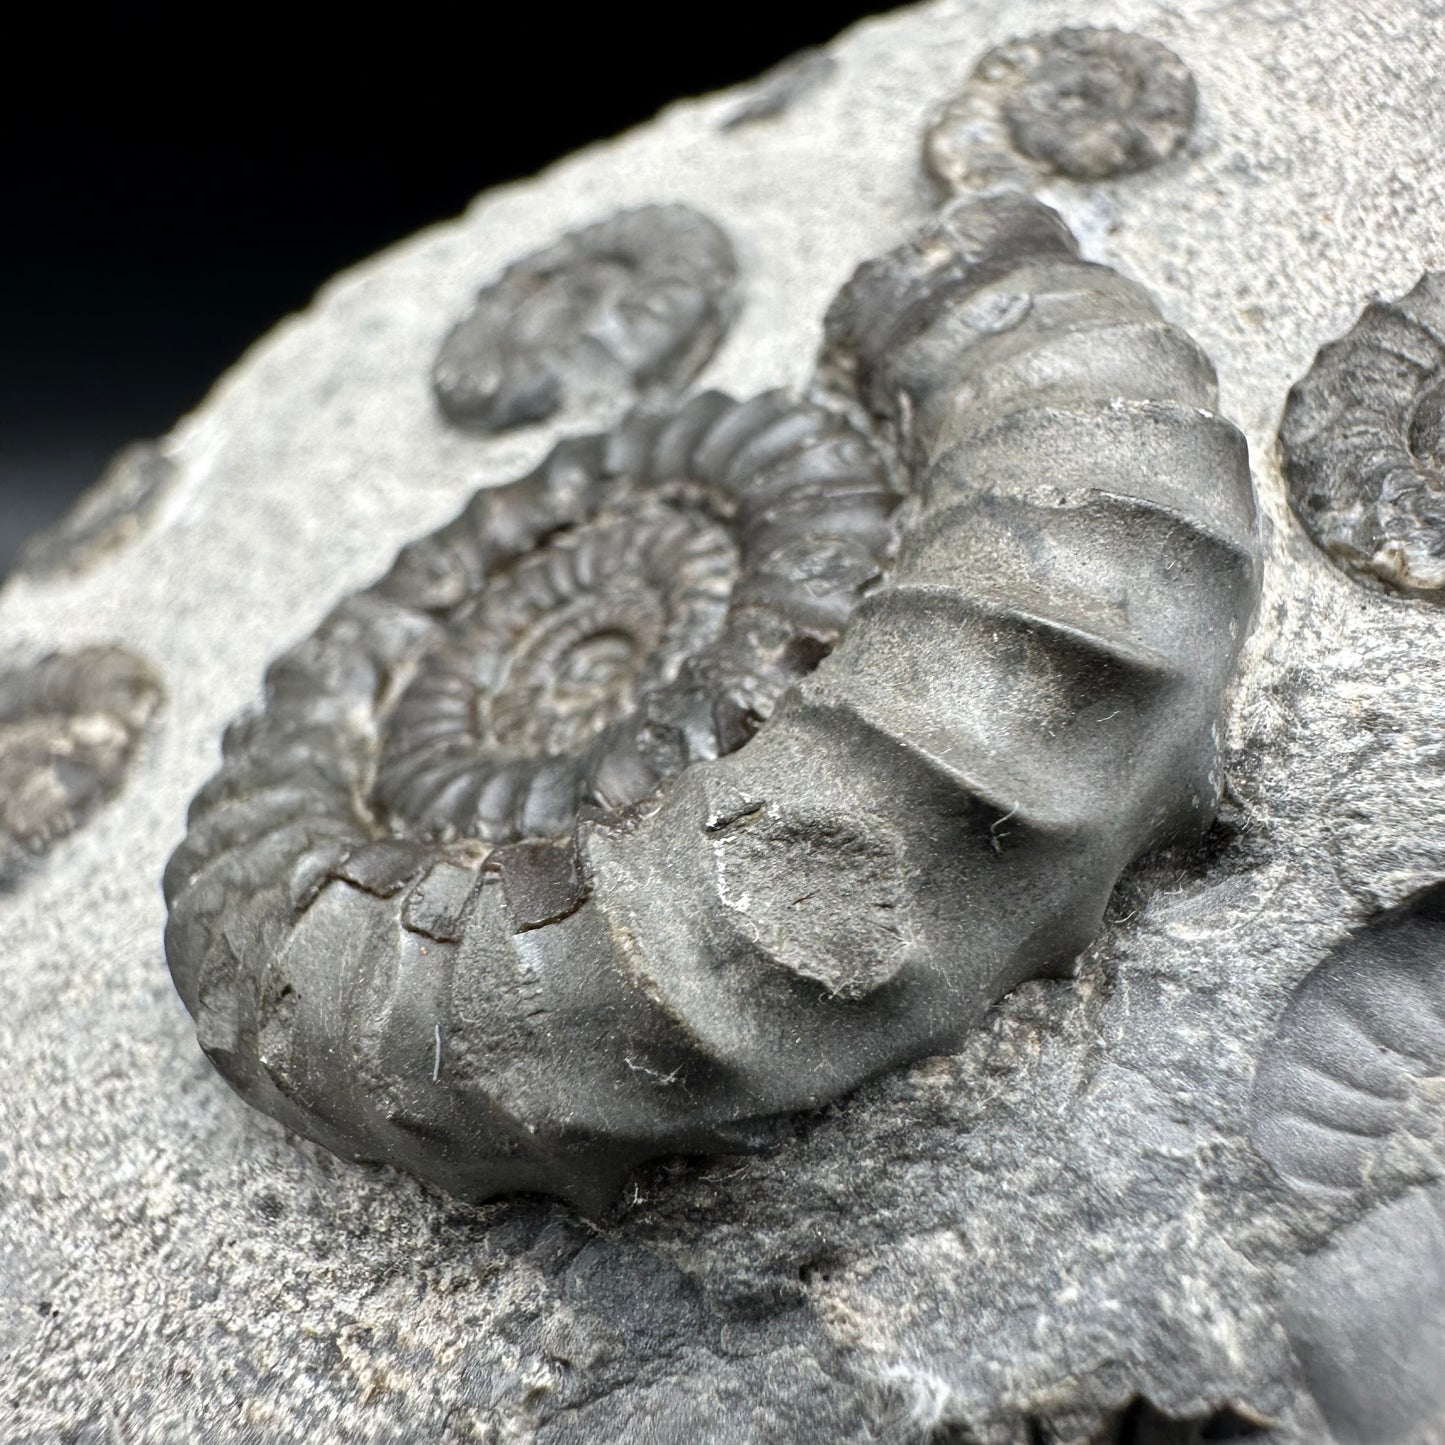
[
  {"left": 165, "top": 192, "right": 1260, "bottom": 1210},
  {"left": 15, "top": 441, "right": 175, "bottom": 581},
  {"left": 1251, "top": 882, "right": 1445, "bottom": 1197},
  {"left": 1279, "top": 271, "right": 1445, "bottom": 597},
  {"left": 1249, "top": 885, "right": 1445, "bottom": 1443},
  {"left": 432, "top": 204, "right": 740, "bottom": 433},
  {"left": 0, "top": 646, "right": 163, "bottom": 884},
  {"left": 924, "top": 27, "right": 1198, "bottom": 196},
  {"left": 370, "top": 391, "right": 896, "bottom": 857}
]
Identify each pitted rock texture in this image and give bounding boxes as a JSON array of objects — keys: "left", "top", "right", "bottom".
[{"left": 3, "top": 1, "right": 1445, "bottom": 1441}]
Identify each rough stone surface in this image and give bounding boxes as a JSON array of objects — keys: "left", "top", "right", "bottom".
[{"left": 2, "top": 2, "right": 1444, "bottom": 1441}]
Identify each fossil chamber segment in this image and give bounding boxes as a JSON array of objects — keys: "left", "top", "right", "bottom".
[
  {"left": 165, "top": 194, "right": 1261, "bottom": 1209},
  {"left": 924, "top": 27, "right": 1198, "bottom": 196},
  {"left": 1279, "top": 271, "right": 1445, "bottom": 597},
  {"left": 431, "top": 205, "right": 740, "bottom": 433}
]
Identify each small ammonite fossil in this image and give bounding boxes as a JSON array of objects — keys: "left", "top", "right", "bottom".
[
  {"left": 432, "top": 204, "right": 740, "bottom": 433},
  {"left": 15, "top": 441, "right": 175, "bottom": 581},
  {"left": 0, "top": 646, "right": 163, "bottom": 885},
  {"left": 166, "top": 189, "right": 1260, "bottom": 1211},
  {"left": 1279, "top": 272, "right": 1445, "bottom": 597},
  {"left": 924, "top": 27, "right": 1198, "bottom": 196}
]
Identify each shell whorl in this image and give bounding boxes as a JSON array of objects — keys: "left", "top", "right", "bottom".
[
  {"left": 432, "top": 205, "right": 740, "bottom": 433},
  {"left": 1280, "top": 271, "right": 1445, "bottom": 597},
  {"left": 365, "top": 390, "right": 898, "bottom": 862},
  {"left": 165, "top": 193, "right": 1260, "bottom": 1210},
  {"left": 924, "top": 27, "right": 1198, "bottom": 197}
]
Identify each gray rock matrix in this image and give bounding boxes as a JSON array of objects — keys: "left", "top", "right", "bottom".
[{"left": 2, "top": 1, "right": 1444, "bottom": 1441}]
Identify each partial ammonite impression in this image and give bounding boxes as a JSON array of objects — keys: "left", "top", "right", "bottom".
[
  {"left": 166, "top": 188, "right": 1260, "bottom": 1210},
  {"left": 15, "top": 442, "right": 175, "bottom": 581},
  {"left": 1250, "top": 885, "right": 1445, "bottom": 1444},
  {"left": 1280, "top": 272, "right": 1445, "bottom": 597},
  {"left": 0, "top": 646, "right": 163, "bottom": 884},
  {"left": 720, "top": 48, "right": 837, "bottom": 130},
  {"left": 924, "top": 27, "right": 1198, "bottom": 196},
  {"left": 1251, "top": 883, "right": 1445, "bottom": 1198},
  {"left": 432, "top": 205, "right": 740, "bottom": 433}
]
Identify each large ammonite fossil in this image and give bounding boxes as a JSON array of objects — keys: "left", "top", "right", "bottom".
[
  {"left": 1280, "top": 271, "right": 1445, "bottom": 597},
  {"left": 165, "top": 189, "right": 1261, "bottom": 1211}
]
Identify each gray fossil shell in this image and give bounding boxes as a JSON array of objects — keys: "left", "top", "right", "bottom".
[
  {"left": 1279, "top": 271, "right": 1445, "bottom": 597},
  {"left": 15, "top": 441, "right": 175, "bottom": 580},
  {"left": 431, "top": 205, "right": 740, "bottom": 433},
  {"left": 1249, "top": 884, "right": 1445, "bottom": 1443},
  {"left": 165, "top": 192, "right": 1260, "bottom": 1210},
  {"left": 924, "top": 27, "right": 1198, "bottom": 196},
  {"left": 0, "top": 646, "right": 163, "bottom": 884}
]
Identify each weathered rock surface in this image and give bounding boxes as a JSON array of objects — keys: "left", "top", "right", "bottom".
[{"left": 2, "top": 1, "right": 1443, "bottom": 1441}]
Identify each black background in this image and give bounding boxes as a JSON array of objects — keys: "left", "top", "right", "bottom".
[{"left": 0, "top": 5, "right": 893, "bottom": 574}]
